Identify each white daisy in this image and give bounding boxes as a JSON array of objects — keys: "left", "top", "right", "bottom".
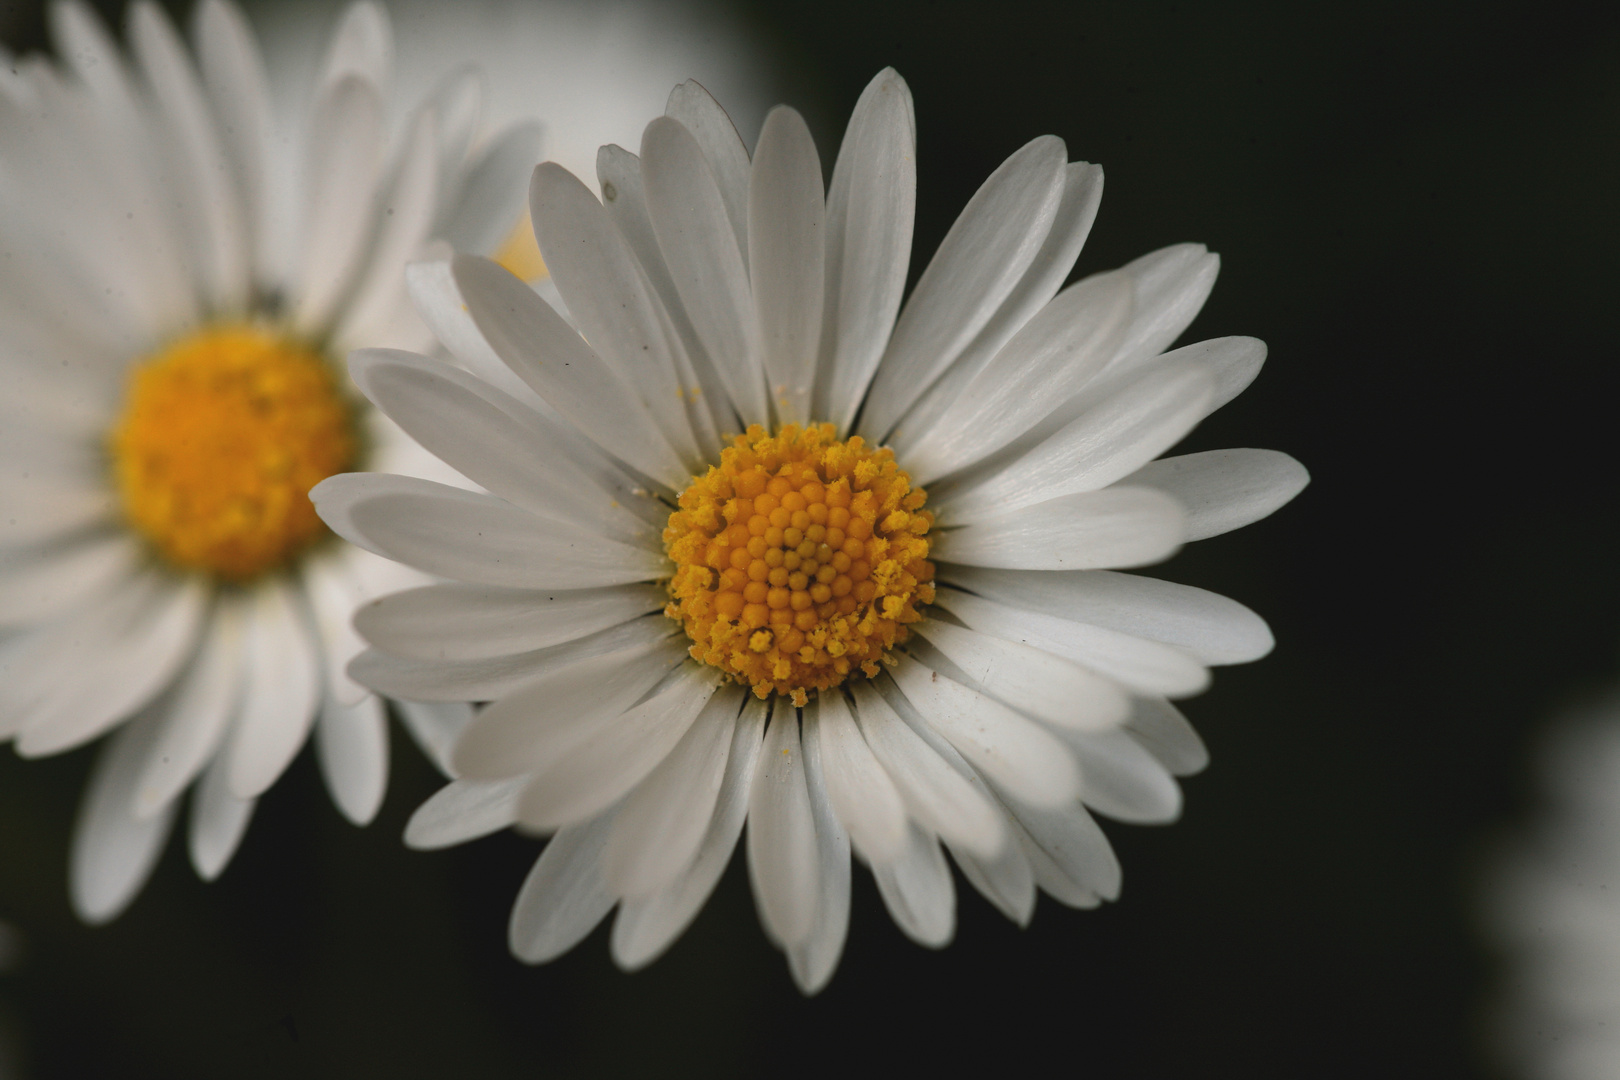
[
  {"left": 0, "top": 0, "right": 544, "bottom": 923},
  {"left": 1488, "top": 691, "right": 1620, "bottom": 1079},
  {"left": 313, "top": 68, "right": 1310, "bottom": 993}
]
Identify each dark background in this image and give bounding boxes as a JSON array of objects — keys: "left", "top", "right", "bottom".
[{"left": 3, "top": 0, "right": 1620, "bottom": 1076}]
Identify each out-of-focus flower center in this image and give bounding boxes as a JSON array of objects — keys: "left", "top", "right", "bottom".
[
  {"left": 664, "top": 423, "right": 935, "bottom": 706},
  {"left": 110, "top": 324, "right": 358, "bottom": 582}
]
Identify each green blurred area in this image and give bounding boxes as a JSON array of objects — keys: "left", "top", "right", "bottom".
[{"left": 2, "top": 0, "right": 1619, "bottom": 1076}]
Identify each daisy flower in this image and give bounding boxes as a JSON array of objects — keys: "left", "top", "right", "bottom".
[
  {"left": 314, "top": 69, "right": 1309, "bottom": 993},
  {"left": 1488, "top": 691, "right": 1620, "bottom": 1079},
  {"left": 0, "top": 0, "right": 544, "bottom": 923}
]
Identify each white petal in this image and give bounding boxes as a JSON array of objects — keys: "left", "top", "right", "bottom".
[
  {"left": 348, "top": 349, "right": 655, "bottom": 546},
  {"left": 1125, "top": 696, "right": 1209, "bottom": 777},
  {"left": 889, "top": 655, "right": 1080, "bottom": 809},
  {"left": 1058, "top": 726, "right": 1181, "bottom": 824},
  {"left": 747, "top": 701, "right": 819, "bottom": 948},
  {"left": 847, "top": 680, "right": 1003, "bottom": 859},
  {"left": 910, "top": 619, "right": 1130, "bottom": 732},
  {"left": 331, "top": 108, "right": 439, "bottom": 352},
  {"left": 16, "top": 575, "right": 209, "bottom": 757},
  {"left": 748, "top": 105, "right": 824, "bottom": 426},
  {"left": 133, "top": 592, "right": 248, "bottom": 817},
  {"left": 611, "top": 696, "right": 766, "bottom": 970},
  {"left": 872, "top": 822, "right": 955, "bottom": 948},
  {"left": 816, "top": 68, "right": 916, "bottom": 433},
  {"left": 403, "top": 258, "right": 544, "bottom": 407},
  {"left": 641, "top": 115, "right": 768, "bottom": 426},
  {"left": 1179, "top": 336, "right": 1268, "bottom": 416},
  {"left": 313, "top": 473, "right": 667, "bottom": 590},
  {"left": 932, "top": 486, "right": 1185, "bottom": 571},
  {"left": 889, "top": 161, "right": 1106, "bottom": 456},
  {"left": 994, "top": 786, "right": 1120, "bottom": 904},
  {"left": 602, "top": 685, "right": 742, "bottom": 898},
  {"left": 790, "top": 713, "right": 852, "bottom": 995},
  {"left": 1104, "top": 244, "right": 1220, "bottom": 375},
  {"left": 948, "top": 833, "right": 1036, "bottom": 927},
  {"left": 812, "top": 692, "right": 908, "bottom": 864},
  {"left": 860, "top": 135, "right": 1069, "bottom": 442},
  {"left": 69, "top": 708, "right": 179, "bottom": 924},
  {"left": 451, "top": 640, "right": 685, "bottom": 780},
  {"left": 318, "top": 0, "right": 391, "bottom": 92},
  {"left": 349, "top": 617, "right": 683, "bottom": 705},
  {"left": 130, "top": 1, "right": 248, "bottom": 310},
  {"left": 300, "top": 548, "right": 370, "bottom": 707},
  {"left": 932, "top": 585, "right": 1210, "bottom": 697},
  {"left": 315, "top": 692, "right": 388, "bottom": 826},
  {"left": 0, "top": 471, "right": 114, "bottom": 548},
  {"left": 225, "top": 578, "right": 322, "bottom": 799},
  {"left": 439, "top": 122, "right": 542, "bottom": 257},
  {"left": 938, "top": 359, "right": 1214, "bottom": 521},
  {"left": 189, "top": 747, "right": 257, "bottom": 881},
  {"left": 663, "top": 79, "right": 751, "bottom": 257},
  {"left": 194, "top": 0, "right": 277, "bottom": 285},
  {"left": 940, "top": 566, "right": 1274, "bottom": 665},
  {"left": 291, "top": 74, "right": 384, "bottom": 334},
  {"left": 0, "top": 533, "right": 141, "bottom": 629},
  {"left": 528, "top": 164, "right": 703, "bottom": 471},
  {"left": 450, "top": 253, "right": 690, "bottom": 489},
  {"left": 356, "top": 581, "right": 665, "bottom": 663},
  {"left": 404, "top": 776, "right": 525, "bottom": 850},
  {"left": 507, "top": 809, "right": 617, "bottom": 964},
  {"left": 513, "top": 666, "right": 720, "bottom": 831},
  {"left": 1123, "top": 448, "right": 1309, "bottom": 541},
  {"left": 392, "top": 698, "right": 472, "bottom": 775},
  {"left": 902, "top": 265, "right": 1130, "bottom": 483}
]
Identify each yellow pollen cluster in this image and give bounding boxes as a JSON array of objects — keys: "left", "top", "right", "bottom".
[
  {"left": 663, "top": 423, "right": 935, "bottom": 706},
  {"left": 110, "top": 324, "right": 357, "bottom": 582}
]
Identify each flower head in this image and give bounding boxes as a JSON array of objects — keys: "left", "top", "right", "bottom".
[
  {"left": 316, "top": 69, "right": 1309, "bottom": 992},
  {"left": 0, "top": 0, "right": 550, "bottom": 922}
]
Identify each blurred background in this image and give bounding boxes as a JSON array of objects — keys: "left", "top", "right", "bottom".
[{"left": 2, "top": 0, "right": 1619, "bottom": 1075}]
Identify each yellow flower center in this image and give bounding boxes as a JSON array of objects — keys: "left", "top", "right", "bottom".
[
  {"left": 663, "top": 423, "right": 935, "bottom": 706},
  {"left": 110, "top": 324, "right": 358, "bottom": 582}
]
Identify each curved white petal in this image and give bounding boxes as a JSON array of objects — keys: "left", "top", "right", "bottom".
[
  {"left": 748, "top": 105, "right": 824, "bottom": 426},
  {"left": 69, "top": 708, "right": 179, "bottom": 924},
  {"left": 315, "top": 692, "right": 388, "bottom": 826},
  {"left": 932, "top": 486, "right": 1185, "bottom": 572},
  {"left": 611, "top": 696, "right": 765, "bottom": 971},
  {"left": 189, "top": 746, "right": 257, "bottom": 881},
  {"left": 404, "top": 776, "right": 526, "bottom": 850},
  {"left": 1103, "top": 243, "right": 1220, "bottom": 375},
  {"left": 1059, "top": 726, "right": 1182, "bottom": 824},
  {"left": 641, "top": 115, "right": 768, "bottom": 425},
  {"left": 356, "top": 581, "right": 665, "bottom": 663},
  {"left": 940, "top": 565, "right": 1274, "bottom": 666},
  {"left": 1125, "top": 696, "right": 1209, "bottom": 777},
  {"left": 513, "top": 665, "right": 720, "bottom": 831},
  {"left": 847, "top": 679, "right": 1002, "bottom": 859},
  {"left": 1123, "top": 448, "right": 1309, "bottom": 542},
  {"left": 194, "top": 0, "right": 277, "bottom": 285},
  {"left": 663, "top": 79, "right": 751, "bottom": 256},
  {"left": 948, "top": 831, "right": 1036, "bottom": 928},
  {"left": 440, "top": 121, "right": 542, "bottom": 257},
  {"left": 747, "top": 701, "right": 819, "bottom": 948},
  {"left": 860, "top": 134, "right": 1069, "bottom": 442},
  {"left": 931, "top": 585, "right": 1210, "bottom": 697},
  {"left": 910, "top": 619, "right": 1130, "bottom": 732},
  {"left": 450, "top": 252, "right": 690, "bottom": 489},
  {"left": 790, "top": 713, "right": 852, "bottom": 995},
  {"left": 291, "top": 74, "right": 384, "bottom": 333},
  {"left": 0, "top": 533, "right": 141, "bottom": 629},
  {"left": 508, "top": 809, "right": 617, "bottom": 965},
  {"left": 994, "top": 786, "right": 1120, "bottom": 904},
  {"left": 889, "top": 655, "right": 1080, "bottom": 810},
  {"left": 224, "top": 577, "right": 322, "bottom": 799},
  {"left": 602, "top": 685, "right": 741, "bottom": 898},
  {"left": 392, "top": 698, "right": 472, "bottom": 776},
  {"left": 313, "top": 472, "right": 667, "bottom": 590},
  {"left": 318, "top": 0, "right": 391, "bottom": 93},
  {"left": 812, "top": 692, "right": 908, "bottom": 864},
  {"left": 872, "top": 822, "right": 955, "bottom": 948},
  {"left": 816, "top": 67, "right": 915, "bottom": 433}
]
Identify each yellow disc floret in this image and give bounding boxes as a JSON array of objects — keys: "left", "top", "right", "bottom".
[
  {"left": 663, "top": 423, "right": 935, "bottom": 706},
  {"left": 110, "top": 324, "right": 358, "bottom": 581}
]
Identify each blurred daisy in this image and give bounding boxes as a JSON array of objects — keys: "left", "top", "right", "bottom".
[
  {"left": 314, "top": 69, "right": 1309, "bottom": 993},
  {"left": 1488, "top": 690, "right": 1620, "bottom": 1079},
  {"left": 0, "top": 0, "right": 543, "bottom": 923}
]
